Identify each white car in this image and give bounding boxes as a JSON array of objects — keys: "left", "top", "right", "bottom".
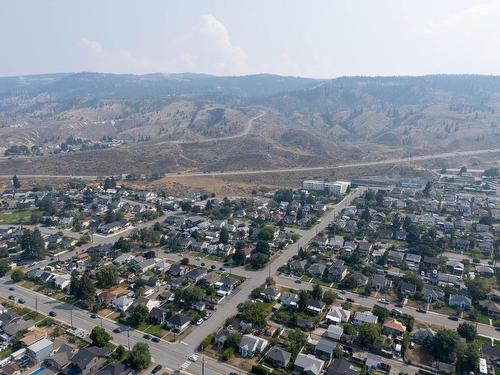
[
  {"left": 196, "top": 319, "right": 204, "bottom": 325},
  {"left": 377, "top": 298, "right": 390, "bottom": 305},
  {"left": 188, "top": 354, "right": 198, "bottom": 362},
  {"left": 195, "top": 257, "right": 201, "bottom": 261}
]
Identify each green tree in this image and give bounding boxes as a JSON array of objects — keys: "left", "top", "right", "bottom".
[
  {"left": 12, "top": 175, "right": 21, "bottom": 189},
  {"left": 465, "top": 278, "right": 491, "bottom": 301},
  {"left": 311, "top": 283, "right": 323, "bottom": 300},
  {"left": 457, "top": 342, "right": 480, "bottom": 373},
  {"left": 286, "top": 329, "right": 308, "bottom": 356},
  {"left": 322, "top": 290, "right": 337, "bottom": 305},
  {"left": 0, "top": 259, "right": 11, "bottom": 277},
  {"left": 426, "top": 329, "right": 461, "bottom": 363},
  {"left": 20, "top": 228, "right": 45, "bottom": 259},
  {"left": 128, "top": 342, "right": 151, "bottom": 371},
  {"left": 30, "top": 211, "right": 42, "bottom": 224},
  {"left": 457, "top": 322, "right": 476, "bottom": 342},
  {"left": 372, "top": 305, "right": 390, "bottom": 322},
  {"left": 96, "top": 265, "right": 118, "bottom": 287},
  {"left": 90, "top": 326, "right": 111, "bottom": 347},
  {"left": 249, "top": 253, "right": 269, "bottom": 269},
  {"left": 237, "top": 301, "right": 271, "bottom": 329},
  {"left": 113, "top": 345, "right": 126, "bottom": 361},
  {"left": 10, "top": 268, "right": 24, "bottom": 282},
  {"left": 258, "top": 225, "right": 275, "bottom": 241},
  {"left": 356, "top": 323, "right": 381, "bottom": 349},
  {"left": 130, "top": 305, "right": 149, "bottom": 327},
  {"left": 175, "top": 286, "right": 204, "bottom": 308},
  {"left": 219, "top": 227, "right": 229, "bottom": 245},
  {"left": 225, "top": 332, "right": 242, "bottom": 349},
  {"left": 255, "top": 240, "right": 270, "bottom": 254}
]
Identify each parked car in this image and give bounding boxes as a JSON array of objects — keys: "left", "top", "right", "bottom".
[
  {"left": 90, "top": 314, "right": 97, "bottom": 319},
  {"left": 196, "top": 319, "right": 204, "bottom": 326},
  {"left": 448, "top": 316, "right": 459, "bottom": 321},
  {"left": 8, "top": 295, "right": 15, "bottom": 300},
  {"left": 346, "top": 298, "right": 355, "bottom": 303},
  {"left": 294, "top": 279, "right": 302, "bottom": 284},
  {"left": 18, "top": 298, "right": 25, "bottom": 304},
  {"left": 378, "top": 298, "right": 390, "bottom": 305},
  {"left": 152, "top": 365, "right": 162, "bottom": 374},
  {"left": 113, "top": 328, "right": 121, "bottom": 333},
  {"left": 143, "top": 334, "right": 152, "bottom": 340},
  {"left": 416, "top": 308, "right": 427, "bottom": 313},
  {"left": 395, "top": 302, "right": 404, "bottom": 308},
  {"left": 8, "top": 287, "right": 14, "bottom": 291},
  {"left": 188, "top": 354, "right": 198, "bottom": 362},
  {"left": 337, "top": 295, "right": 346, "bottom": 301},
  {"left": 49, "top": 311, "right": 57, "bottom": 317},
  {"left": 391, "top": 309, "right": 402, "bottom": 316},
  {"left": 152, "top": 337, "right": 160, "bottom": 343}
]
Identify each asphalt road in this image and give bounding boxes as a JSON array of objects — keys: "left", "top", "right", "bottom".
[{"left": 1, "top": 147, "right": 499, "bottom": 180}]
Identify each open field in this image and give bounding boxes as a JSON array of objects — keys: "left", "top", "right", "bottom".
[{"left": 0, "top": 208, "right": 36, "bottom": 225}]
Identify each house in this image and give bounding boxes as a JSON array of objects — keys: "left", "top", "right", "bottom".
[
  {"left": 166, "top": 314, "right": 190, "bottom": 332},
  {"left": 27, "top": 338, "right": 53, "bottom": 363},
  {"left": 315, "top": 337, "right": 338, "bottom": 360},
  {"left": 446, "top": 260, "right": 465, "bottom": 274},
  {"left": 113, "top": 253, "right": 134, "bottom": 265},
  {"left": 67, "top": 346, "right": 109, "bottom": 375},
  {"left": 239, "top": 334, "right": 269, "bottom": 357},
  {"left": 398, "top": 281, "right": 417, "bottom": 297},
  {"left": 168, "top": 264, "right": 186, "bottom": 277},
  {"left": 307, "top": 263, "right": 326, "bottom": 278},
  {"left": 437, "top": 273, "right": 461, "bottom": 286},
  {"left": 422, "top": 287, "right": 445, "bottom": 303},
  {"left": 352, "top": 311, "right": 378, "bottom": 326},
  {"left": 294, "top": 353, "right": 325, "bottom": 375},
  {"left": 325, "top": 324, "right": 344, "bottom": 341},
  {"left": 371, "top": 275, "right": 391, "bottom": 291},
  {"left": 214, "top": 329, "right": 231, "bottom": 348},
  {"left": 53, "top": 274, "right": 72, "bottom": 290},
  {"left": 405, "top": 254, "right": 421, "bottom": 270},
  {"left": 382, "top": 318, "right": 406, "bottom": 337},
  {"left": 265, "top": 346, "right": 292, "bottom": 369},
  {"left": 422, "top": 256, "right": 439, "bottom": 270},
  {"left": 133, "top": 259, "right": 156, "bottom": 274},
  {"left": 3, "top": 318, "right": 35, "bottom": 338},
  {"left": 480, "top": 344, "right": 500, "bottom": 368},
  {"left": 111, "top": 296, "right": 135, "bottom": 312},
  {"left": 357, "top": 241, "right": 372, "bottom": 256},
  {"left": 45, "top": 342, "right": 77, "bottom": 371},
  {"left": 307, "top": 299, "right": 325, "bottom": 315},
  {"left": 448, "top": 294, "right": 472, "bottom": 309},
  {"left": 326, "top": 358, "right": 358, "bottom": 375},
  {"left": 327, "top": 260, "right": 348, "bottom": 282},
  {"left": 411, "top": 328, "right": 435, "bottom": 344},
  {"left": 98, "top": 220, "right": 129, "bottom": 234},
  {"left": 296, "top": 318, "right": 315, "bottom": 331},
  {"left": 1, "top": 362, "right": 21, "bottom": 375},
  {"left": 387, "top": 250, "right": 404, "bottom": 265},
  {"left": 95, "top": 363, "right": 133, "bottom": 375},
  {"left": 260, "top": 286, "right": 280, "bottom": 302},
  {"left": 97, "top": 291, "right": 117, "bottom": 304},
  {"left": 326, "top": 306, "right": 350, "bottom": 324},
  {"left": 351, "top": 273, "right": 368, "bottom": 287},
  {"left": 132, "top": 297, "right": 160, "bottom": 312},
  {"left": 478, "top": 300, "right": 500, "bottom": 317},
  {"left": 281, "top": 292, "right": 300, "bottom": 309},
  {"left": 289, "top": 259, "right": 307, "bottom": 273},
  {"left": 476, "top": 265, "right": 495, "bottom": 277},
  {"left": 186, "top": 268, "right": 207, "bottom": 283}
]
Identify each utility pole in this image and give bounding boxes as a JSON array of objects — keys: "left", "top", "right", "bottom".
[
  {"left": 100, "top": 317, "right": 103, "bottom": 328},
  {"left": 35, "top": 295, "right": 38, "bottom": 314},
  {"left": 127, "top": 330, "right": 130, "bottom": 351},
  {"left": 70, "top": 308, "right": 73, "bottom": 327}
]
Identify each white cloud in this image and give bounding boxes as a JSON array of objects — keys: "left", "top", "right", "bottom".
[
  {"left": 78, "top": 14, "right": 249, "bottom": 75},
  {"left": 417, "top": 1, "right": 500, "bottom": 33}
]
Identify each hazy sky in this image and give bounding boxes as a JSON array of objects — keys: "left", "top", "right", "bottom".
[{"left": 2, "top": 0, "right": 500, "bottom": 78}]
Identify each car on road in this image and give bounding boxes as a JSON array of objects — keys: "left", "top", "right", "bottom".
[
  {"left": 49, "top": 311, "right": 57, "bottom": 317},
  {"left": 394, "top": 303, "right": 404, "bottom": 308},
  {"left": 346, "top": 298, "right": 355, "bottom": 303},
  {"left": 188, "top": 354, "right": 198, "bottom": 362},
  {"left": 152, "top": 365, "right": 162, "bottom": 374},
  {"left": 339, "top": 290, "right": 346, "bottom": 294},
  {"left": 178, "top": 253, "right": 183, "bottom": 257},
  {"left": 143, "top": 334, "right": 152, "bottom": 340},
  {"left": 18, "top": 298, "right": 25, "bottom": 304},
  {"left": 377, "top": 298, "right": 390, "bottom": 305},
  {"left": 113, "top": 328, "right": 121, "bottom": 333},
  {"left": 337, "top": 295, "right": 346, "bottom": 301},
  {"left": 219, "top": 267, "right": 225, "bottom": 271},
  {"left": 8, "top": 287, "right": 14, "bottom": 291},
  {"left": 294, "top": 279, "right": 302, "bottom": 284},
  {"left": 416, "top": 308, "right": 427, "bottom": 313},
  {"left": 195, "top": 257, "right": 201, "bottom": 261},
  {"left": 196, "top": 318, "right": 204, "bottom": 326},
  {"left": 448, "top": 316, "right": 459, "bottom": 321},
  {"left": 152, "top": 337, "right": 160, "bottom": 343},
  {"left": 230, "top": 372, "right": 238, "bottom": 375},
  {"left": 90, "top": 314, "right": 97, "bottom": 319},
  {"left": 8, "top": 295, "right": 15, "bottom": 300},
  {"left": 495, "top": 327, "right": 500, "bottom": 332},
  {"left": 391, "top": 309, "right": 402, "bottom": 316}
]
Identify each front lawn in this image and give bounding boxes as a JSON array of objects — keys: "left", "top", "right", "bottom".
[{"left": 0, "top": 209, "right": 38, "bottom": 225}]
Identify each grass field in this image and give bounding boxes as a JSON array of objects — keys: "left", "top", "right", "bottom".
[{"left": 0, "top": 209, "right": 37, "bottom": 225}]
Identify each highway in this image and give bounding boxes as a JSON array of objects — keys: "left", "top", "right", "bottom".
[{"left": 1, "top": 147, "right": 499, "bottom": 180}]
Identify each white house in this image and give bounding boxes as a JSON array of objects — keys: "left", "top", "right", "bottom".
[
  {"left": 53, "top": 274, "right": 72, "bottom": 290},
  {"left": 112, "top": 296, "right": 135, "bottom": 312}
]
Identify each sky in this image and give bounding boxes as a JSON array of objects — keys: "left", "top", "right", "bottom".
[{"left": 1, "top": 0, "right": 500, "bottom": 78}]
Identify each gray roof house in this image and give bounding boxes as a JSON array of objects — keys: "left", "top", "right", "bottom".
[
  {"left": 315, "top": 337, "right": 338, "bottom": 360},
  {"left": 294, "top": 353, "right": 325, "bottom": 375},
  {"left": 448, "top": 294, "right": 472, "bottom": 309},
  {"left": 353, "top": 311, "right": 378, "bottom": 326},
  {"left": 265, "top": 346, "right": 292, "bottom": 369},
  {"left": 239, "top": 334, "right": 269, "bottom": 357}
]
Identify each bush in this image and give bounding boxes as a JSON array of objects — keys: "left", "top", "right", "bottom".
[
  {"left": 252, "top": 365, "right": 269, "bottom": 375},
  {"left": 10, "top": 268, "right": 24, "bottom": 282},
  {"left": 200, "top": 333, "right": 215, "bottom": 350},
  {"left": 221, "top": 347, "right": 234, "bottom": 361}
]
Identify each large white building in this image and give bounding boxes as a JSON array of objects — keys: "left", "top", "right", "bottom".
[{"left": 302, "top": 180, "right": 350, "bottom": 194}]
